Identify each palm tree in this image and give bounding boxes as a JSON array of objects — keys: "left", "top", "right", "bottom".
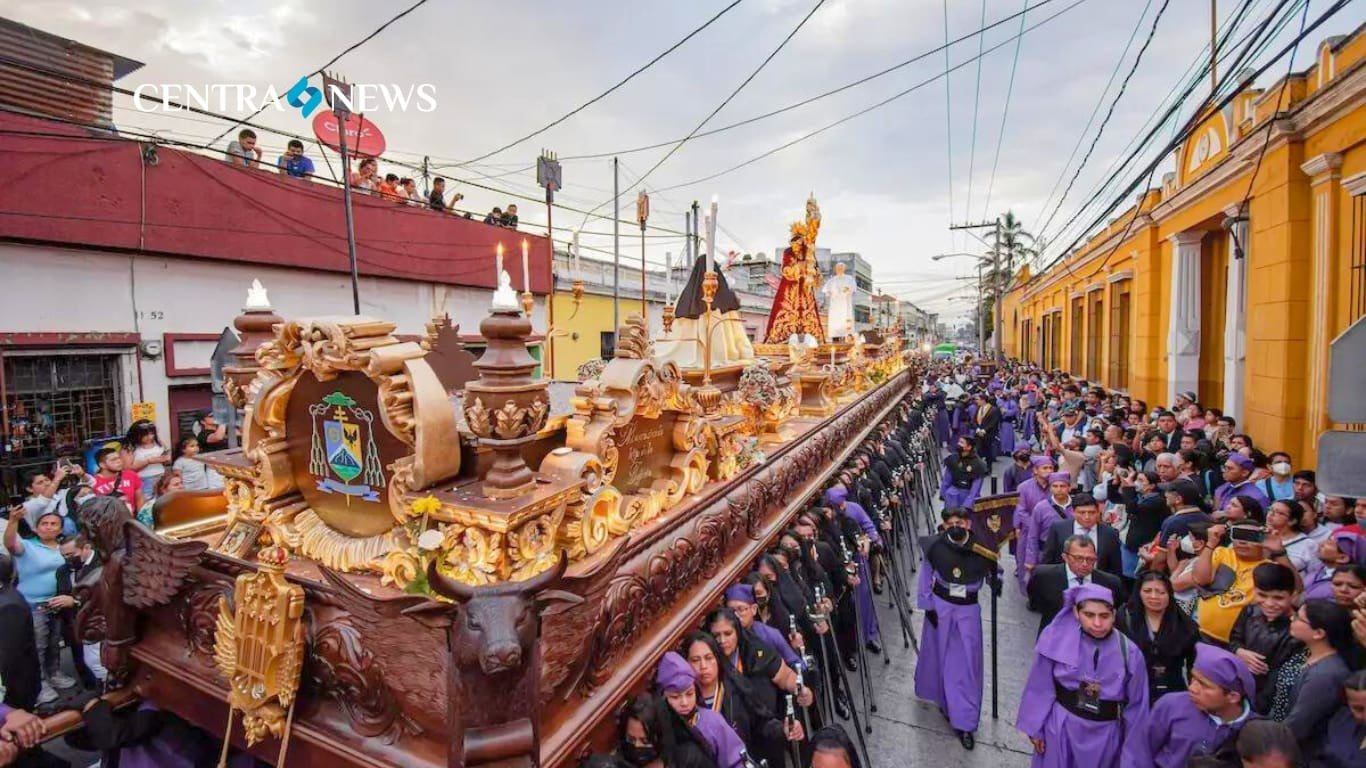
[{"left": 980, "top": 210, "right": 1037, "bottom": 341}]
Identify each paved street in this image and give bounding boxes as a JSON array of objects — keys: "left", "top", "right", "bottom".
[{"left": 859, "top": 453, "right": 1037, "bottom": 768}]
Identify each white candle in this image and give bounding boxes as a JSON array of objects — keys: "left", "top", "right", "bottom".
[
  {"left": 708, "top": 195, "right": 719, "bottom": 270},
  {"left": 496, "top": 242, "right": 504, "bottom": 281},
  {"left": 665, "top": 252, "right": 673, "bottom": 303},
  {"left": 521, "top": 239, "right": 530, "bottom": 294},
  {"left": 704, "top": 214, "right": 713, "bottom": 273}
]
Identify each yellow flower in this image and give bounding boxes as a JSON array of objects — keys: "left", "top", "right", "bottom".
[{"left": 411, "top": 495, "right": 442, "bottom": 518}]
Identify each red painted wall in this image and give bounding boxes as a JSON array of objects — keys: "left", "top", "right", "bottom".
[{"left": 0, "top": 113, "right": 551, "bottom": 292}]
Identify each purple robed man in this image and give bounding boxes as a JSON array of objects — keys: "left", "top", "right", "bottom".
[
  {"left": 1023, "top": 473, "right": 1075, "bottom": 580},
  {"left": 941, "top": 438, "right": 989, "bottom": 511},
  {"left": 915, "top": 511, "right": 999, "bottom": 744},
  {"left": 1017, "top": 584, "right": 1149, "bottom": 768},
  {"left": 1212, "top": 453, "right": 1271, "bottom": 512},
  {"left": 825, "top": 486, "right": 882, "bottom": 645},
  {"left": 1121, "top": 644, "right": 1256, "bottom": 768},
  {"left": 998, "top": 396, "right": 1019, "bottom": 455},
  {"left": 724, "top": 584, "right": 803, "bottom": 671},
  {"left": 656, "top": 652, "right": 748, "bottom": 768},
  {"left": 1014, "top": 455, "right": 1056, "bottom": 594}
]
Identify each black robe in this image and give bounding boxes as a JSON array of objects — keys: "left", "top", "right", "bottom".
[{"left": 674, "top": 254, "right": 741, "bottom": 318}]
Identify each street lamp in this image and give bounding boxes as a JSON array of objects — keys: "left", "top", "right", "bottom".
[{"left": 930, "top": 252, "right": 990, "bottom": 262}]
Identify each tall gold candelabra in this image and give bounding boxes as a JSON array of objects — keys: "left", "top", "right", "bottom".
[{"left": 695, "top": 270, "right": 723, "bottom": 414}]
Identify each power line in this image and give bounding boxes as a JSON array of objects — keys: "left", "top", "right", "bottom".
[
  {"left": 1040, "top": 0, "right": 1291, "bottom": 259},
  {"left": 582, "top": 0, "right": 827, "bottom": 228},
  {"left": 1031, "top": 0, "right": 1174, "bottom": 246},
  {"left": 1039, "top": 0, "right": 1278, "bottom": 255},
  {"left": 203, "top": 0, "right": 433, "bottom": 148},
  {"left": 1030, "top": 0, "right": 1156, "bottom": 241},
  {"left": 453, "top": 0, "right": 748, "bottom": 167},
  {"left": 1032, "top": 0, "right": 1342, "bottom": 284},
  {"left": 942, "top": 0, "right": 957, "bottom": 239},
  {"left": 1233, "top": 0, "right": 1312, "bottom": 222},
  {"left": 979, "top": 0, "right": 1033, "bottom": 220},
  {"left": 962, "top": 0, "right": 990, "bottom": 227},
  {"left": 647, "top": 0, "right": 1091, "bottom": 194},
  {"left": 555, "top": 0, "right": 1058, "bottom": 163}
]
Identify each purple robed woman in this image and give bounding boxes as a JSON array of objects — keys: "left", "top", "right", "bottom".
[
  {"left": 1121, "top": 643, "right": 1256, "bottom": 768},
  {"left": 915, "top": 510, "right": 999, "bottom": 748},
  {"left": 1304, "top": 531, "right": 1366, "bottom": 601},
  {"left": 656, "top": 651, "right": 748, "bottom": 768},
  {"left": 1017, "top": 584, "right": 1149, "bottom": 768},
  {"left": 1014, "top": 456, "right": 1056, "bottom": 594},
  {"left": 825, "top": 486, "right": 881, "bottom": 646}
]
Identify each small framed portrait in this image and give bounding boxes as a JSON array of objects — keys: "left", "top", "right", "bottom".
[{"left": 215, "top": 520, "right": 262, "bottom": 559}]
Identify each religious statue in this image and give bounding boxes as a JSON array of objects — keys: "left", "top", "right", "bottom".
[
  {"left": 655, "top": 253, "right": 756, "bottom": 368},
  {"left": 762, "top": 195, "right": 825, "bottom": 343},
  {"left": 821, "top": 261, "right": 856, "bottom": 341},
  {"left": 492, "top": 268, "right": 519, "bottom": 310}
]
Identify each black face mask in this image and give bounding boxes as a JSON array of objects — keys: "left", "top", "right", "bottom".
[
  {"left": 621, "top": 744, "right": 659, "bottom": 767},
  {"left": 64, "top": 556, "right": 83, "bottom": 568},
  {"left": 756, "top": 595, "right": 769, "bottom": 608},
  {"left": 782, "top": 545, "right": 801, "bottom": 562},
  {"left": 945, "top": 527, "right": 970, "bottom": 546}
]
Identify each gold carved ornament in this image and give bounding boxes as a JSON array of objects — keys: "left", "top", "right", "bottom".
[{"left": 213, "top": 545, "right": 306, "bottom": 767}]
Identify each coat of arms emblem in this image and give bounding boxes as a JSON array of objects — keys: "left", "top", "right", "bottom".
[{"left": 308, "top": 391, "right": 385, "bottom": 502}]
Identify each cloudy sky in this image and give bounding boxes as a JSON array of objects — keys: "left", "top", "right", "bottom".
[{"left": 3, "top": 0, "right": 1361, "bottom": 321}]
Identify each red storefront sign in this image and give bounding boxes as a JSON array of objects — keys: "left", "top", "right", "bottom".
[{"left": 312, "top": 112, "right": 387, "bottom": 157}]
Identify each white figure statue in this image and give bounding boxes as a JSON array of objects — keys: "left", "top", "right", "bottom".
[
  {"left": 821, "top": 262, "right": 856, "bottom": 341},
  {"left": 492, "top": 269, "right": 520, "bottom": 310},
  {"left": 243, "top": 278, "right": 272, "bottom": 311}
]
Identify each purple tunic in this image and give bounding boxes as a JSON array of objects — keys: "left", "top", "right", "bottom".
[
  {"left": 915, "top": 560, "right": 986, "bottom": 732},
  {"left": 1213, "top": 480, "right": 1270, "bottom": 514},
  {"left": 933, "top": 404, "right": 952, "bottom": 447},
  {"left": 1017, "top": 631, "right": 1149, "bottom": 768},
  {"left": 1302, "top": 564, "right": 1337, "bottom": 601},
  {"left": 998, "top": 398, "right": 1019, "bottom": 454},
  {"left": 831, "top": 492, "right": 882, "bottom": 644},
  {"left": 941, "top": 466, "right": 985, "bottom": 511},
  {"left": 1014, "top": 478, "right": 1051, "bottom": 594},
  {"left": 751, "top": 618, "right": 803, "bottom": 671},
  {"left": 1002, "top": 464, "right": 1029, "bottom": 495},
  {"left": 114, "top": 704, "right": 257, "bottom": 768},
  {"left": 1121, "top": 693, "right": 1251, "bottom": 768},
  {"left": 1023, "top": 497, "right": 1074, "bottom": 578},
  {"left": 693, "top": 708, "right": 748, "bottom": 768}
]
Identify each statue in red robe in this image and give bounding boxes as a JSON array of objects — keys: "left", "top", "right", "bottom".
[{"left": 763, "top": 196, "right": 825, "bottom": 343}]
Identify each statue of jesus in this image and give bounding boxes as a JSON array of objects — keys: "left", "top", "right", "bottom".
[{"left": 821, "top": 262, "right": 856, "bottom": 341}]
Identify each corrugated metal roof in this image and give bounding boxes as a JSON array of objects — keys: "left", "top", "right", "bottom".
[{"left": 0, "top": 17, "right": 144, "bottom": 127}]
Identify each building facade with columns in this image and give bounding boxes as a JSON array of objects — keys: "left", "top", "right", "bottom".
[{"left": 1001, "top": 28, "right": 1366, "bottom": 464}]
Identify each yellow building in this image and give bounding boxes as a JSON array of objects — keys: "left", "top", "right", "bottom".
[
  {"left": 546, "top": 255, "right": 773, "bottom": 380},
  {"left": 1002, "top": 29, "right": 1366, "bottom": 464}
]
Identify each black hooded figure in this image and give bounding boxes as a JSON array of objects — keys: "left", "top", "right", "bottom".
[{"left": 673, "top": 253, "right": 742, "bottom": 318}]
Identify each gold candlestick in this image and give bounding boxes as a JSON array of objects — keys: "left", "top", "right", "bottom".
[
  {"left": 661, "top": 303, "right": 675, "bottom": 334},
  {"left": 520, "top": 290, "right": 534, "bottom": 317},
  {"left": 695, "top": 269, "right": 723, "bottom": 414}
]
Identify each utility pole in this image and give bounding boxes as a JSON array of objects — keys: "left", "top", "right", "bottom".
[
  {"left": 536, "top": 150, "right": 562, "bottom": 377},
  {"left": 637, "top": 191, "right": 649, "bottom": 319},
  {"left": 613, "top": 157, "right": 620, "bottom": 337},
  {"left": 949, "top": 219, "right": 1000, "bottom": 360},
  {"left": 323, "top": 72, "right": 361, "bottom": 315},
  {"left": 691, "top": 201, "right": 701, "bottom": 270}
]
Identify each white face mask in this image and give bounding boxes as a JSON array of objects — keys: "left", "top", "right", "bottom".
[
  {"left": 1179, "top": 535, "right": 1198, "bottom": 555},
  {"left": 1272, "top": 462, "right": 1292, "bottom": 476}
]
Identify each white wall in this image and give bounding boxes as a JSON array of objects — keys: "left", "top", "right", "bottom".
[{"left": 0, "top": 243, "right": 546, "bottom": 440}]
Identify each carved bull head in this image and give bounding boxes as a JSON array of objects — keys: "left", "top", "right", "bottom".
[{"left": 426, "top": 552, "right": 582, "bottom": 677}]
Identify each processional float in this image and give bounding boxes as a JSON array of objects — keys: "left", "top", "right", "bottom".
[{"left": 60, "top": 198, "right": 914, "bottom": 767}]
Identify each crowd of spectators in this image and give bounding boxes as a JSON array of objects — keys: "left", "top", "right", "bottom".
[
  {"left": 927, "top": 359, "right": 1366, "bottom": 767},
  {"left": 0, "top": 413, "right": 231, "bottom": 764},
  {"left": 222, "top": 129, "right": 525, "bottom": 230}
]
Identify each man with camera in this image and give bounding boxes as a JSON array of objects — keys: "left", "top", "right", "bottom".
[{"left": 1192, "top": 522, "right": 1300, "bottom": 644}]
